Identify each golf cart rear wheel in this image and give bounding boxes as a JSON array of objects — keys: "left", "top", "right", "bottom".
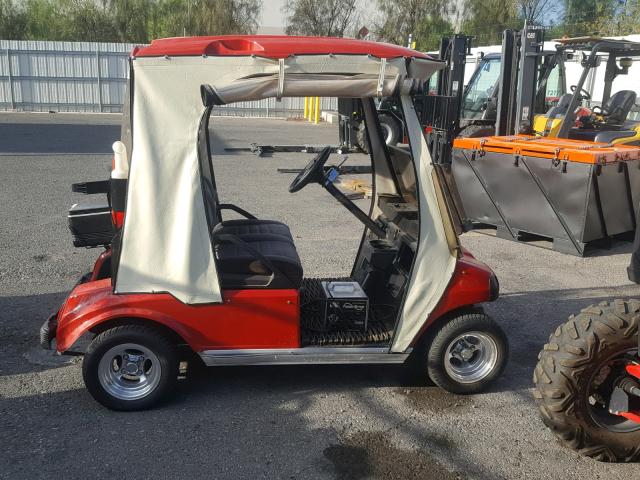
[
  {"left": 534, "top": 300, "right": 640, "bottom": 462},
  {"left": 83, "top": 325, "right": 178, "bottom": 411},
  {"left": 424, "top": 312, "right": 508, "bottom": 394}
]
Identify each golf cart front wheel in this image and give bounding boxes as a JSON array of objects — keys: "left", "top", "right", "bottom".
[
  {"left": 82, "top": 325, "right": 179, "bottom": 411},
  {"left": 424, "top": 312, "right": 508, "bottom": 394},
  {"left": 534, "top": 300, "right": 640, "bottom": 462}
]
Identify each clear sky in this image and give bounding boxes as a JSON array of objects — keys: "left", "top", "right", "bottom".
[
  {"left": 260, "top": 0, "right": 378, "bottom": 29},
  {"left": 261, "top": 0, "right": 288, "bottom": 28}
]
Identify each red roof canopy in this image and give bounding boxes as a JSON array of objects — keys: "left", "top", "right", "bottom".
[{"left": 133, "top": 35, "right": 433, "bottom": 60}]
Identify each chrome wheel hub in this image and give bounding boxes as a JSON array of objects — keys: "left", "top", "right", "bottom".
[
  {"left": 98, "top": 343, "right": 161, "bottom": 401},
  {"left": 444, "top": 332, "right": 498, "bottom": 384}
]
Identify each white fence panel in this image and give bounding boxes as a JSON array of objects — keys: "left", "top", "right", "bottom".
[
  {"left": 0, "top": 40, "right": 134, "bottom": 112},
  {"left": 0, "top": 39, "right": 337, "bottom": 117}
]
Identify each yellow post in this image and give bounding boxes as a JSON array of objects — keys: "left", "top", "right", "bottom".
[
  {"left": 307, "top": 96, "right": 314, "bottom": 122},
  {"left": 303, "top": 97, "right": 309, "bottom": 119},
  {"left": 314, "top": 96, "right": 320, "bottom": 124}
]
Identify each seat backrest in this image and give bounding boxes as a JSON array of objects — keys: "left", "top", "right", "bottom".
[
  {"left": 545, "top": 93, "right": 573, "bottom": 118},
  {"left": 603, "top": 90, "right": 637, "bottom": 125}
]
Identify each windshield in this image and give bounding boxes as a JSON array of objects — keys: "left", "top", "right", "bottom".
[{"left": 462, "top": 57, "right": 501, "bottom": 120}]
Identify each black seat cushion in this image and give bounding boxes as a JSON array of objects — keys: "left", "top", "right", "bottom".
[
  {"left": 214, "top": 233, "right": 303, "bottom": 290},
  {"left": 603, "top": 90, "right": 637, "bottom": 125},
  {"left": 213, "top": 218, "right": 293, "bottom": 242},
  {"left": 568, "top": 128, "right": 600, "bottom": 141}
]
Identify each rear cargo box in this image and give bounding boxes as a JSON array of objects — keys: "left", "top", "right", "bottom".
[
  {"left": 452, "top": 135, "right": 640, "bottom": 255},
  {"left": 68, "top": 201, "right": 115, "bottom": 248}
]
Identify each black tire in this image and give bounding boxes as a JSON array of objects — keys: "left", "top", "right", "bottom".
[
  {"left": 82, "top": 325, "right": 179, "bottom": 411},
  {"left": 377, "top": 113, "right": 401, "bottom": 147},
  {"left": 417, "top": 311, "right": 508, "bottom": 394},
  {"left": 457, "top": 124, "right": 496, "bottom": 139},
  {"left": 534, "top": 300, "right": 640, "bottom": 462},
  {"left": 355, "top": 122, "right": 369, "bottom": 154}
]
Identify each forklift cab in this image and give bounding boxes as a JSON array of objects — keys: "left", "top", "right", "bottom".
[
  {"left": 459, "top": 26, "right": 567, "bottom": 136},
  {"left": 42, "top": 36, "right": 507, "bottom": 410},
  {"left": 461, "top": 53, "right": 502, "bottom": 122},
  {"left": 535, "top": 37, "right": 640, "bottom": 143}
]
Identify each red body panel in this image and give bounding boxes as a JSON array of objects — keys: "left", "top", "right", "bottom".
[
  {"left": 620, "top": 411, "right": 640, "bottom": 424},
  {"left": 410, "top": 252, "right": 497, "bottom": 346},
  {"left": 89, "top": 249, "right": 111, "bottom": 282},
  {"left": 614, "top": 366, "right": 640, "bottom": 424},
  {"left": 57, "top": 250, "right": 494, "bottom": 354},
  {"left": 626, "top": 364, "right": 640, "bottom": 380},
  {"left": 133, "top": 35, "right": 433, "bottom": 60},
  {"left": 56, "top": 279, "right": 300, "bottom": 353},
  {"left": 111, "top": 210, "right": 125, "bottom": 230}
]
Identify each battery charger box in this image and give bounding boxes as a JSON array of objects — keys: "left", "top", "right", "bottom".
[{"left": 320, "top": 281, "right": 369, "bottom": 331}]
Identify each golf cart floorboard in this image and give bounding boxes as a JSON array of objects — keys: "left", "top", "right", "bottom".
[{"left": 300, "top": 278, "right": 395, "bottom": 347}]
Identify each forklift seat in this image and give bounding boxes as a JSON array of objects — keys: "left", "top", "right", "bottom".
[
  {"left": 602, "top": 90, "right": 637, "bottom": 125},
  {"left": 545, "top": 93, "right": 573, "bottom": 118}
]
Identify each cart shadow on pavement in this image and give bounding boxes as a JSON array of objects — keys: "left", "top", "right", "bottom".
[{"left": 0, "top": 372, "right": 499, "bottom": 479}]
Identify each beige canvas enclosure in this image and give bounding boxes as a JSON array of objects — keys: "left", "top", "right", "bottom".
[{"left": 115, "top": 50, "right": 456, "bottom": 352}]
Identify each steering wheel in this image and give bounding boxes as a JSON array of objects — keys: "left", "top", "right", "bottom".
[
  {"left": 591, "top": 104, "right": 610, "bottom": 117},
  {"left": 571, "top": 85, "right": 591, "bottom": 100},
  {"left": 288, "top": 146, "right": 332, "bottom": 193}
]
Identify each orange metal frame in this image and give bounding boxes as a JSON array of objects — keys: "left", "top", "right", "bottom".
[{"left": 454, "top": 135, "right": 640, "bottom": 165}]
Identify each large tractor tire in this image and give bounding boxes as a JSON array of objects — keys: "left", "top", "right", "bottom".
[
  {"left": 355, "top": 114, "right": 402, "bottom": 154},
  {"left": 534, "top": 300, "right": 640, "bottom": 462},
  {"left": 355, "top": 122, "right": 369, "bottom": 154}
]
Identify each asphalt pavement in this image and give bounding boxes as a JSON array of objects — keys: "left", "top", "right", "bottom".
[{"left": 0, "top": 113, "right": 638, "bottom": 479}]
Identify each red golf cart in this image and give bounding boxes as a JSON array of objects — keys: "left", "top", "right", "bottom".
[{"left": 41, "top": 36, "right": 507, "bottom": 410}]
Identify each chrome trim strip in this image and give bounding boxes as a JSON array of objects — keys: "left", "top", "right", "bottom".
[
  {"left": 198, "top": 347, "right": 411, "bottom": 366},
  {"left": 67, "top": 211, "right": 110, "bottom": 218}
]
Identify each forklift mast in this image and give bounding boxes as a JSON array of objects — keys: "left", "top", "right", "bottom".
[
  {"left": 436, "top": 34, "right": 473, "bottom": 133},
  {"left": 496, "top": 24, "right": 546, "bottom": 135},
  {"left": 422, "top": 34, "right": 473, "bottom": 164}
]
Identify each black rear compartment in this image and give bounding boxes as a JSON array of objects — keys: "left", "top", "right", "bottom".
[{"left": 68, "top": 201, "right": 115, "bottom": 248}]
